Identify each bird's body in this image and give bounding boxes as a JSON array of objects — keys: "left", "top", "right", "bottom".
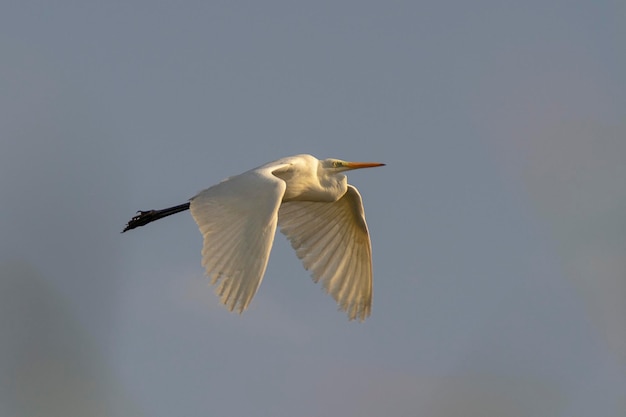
[{"left": 123, "top": 154, "right": 384, "bottom": 321}]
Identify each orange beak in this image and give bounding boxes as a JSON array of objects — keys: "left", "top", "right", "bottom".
[{"left": 343, "top": 161, "right": 386, "bottom": 170}]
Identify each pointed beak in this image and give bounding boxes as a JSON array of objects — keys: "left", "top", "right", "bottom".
[{"left": 343, "top": 161, "right": 386, "bottom": 170}]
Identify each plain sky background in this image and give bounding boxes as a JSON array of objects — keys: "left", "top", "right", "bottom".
[{"left": 1, "top": 1, "right": 624, "bottom": 416}]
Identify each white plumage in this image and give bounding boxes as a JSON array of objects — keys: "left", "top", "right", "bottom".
[{"left": 124, "top": 154, "right": 384, "bottom": 321}]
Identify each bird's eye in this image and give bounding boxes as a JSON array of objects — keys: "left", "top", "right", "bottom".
[{"left": 333, "top": 161, "right": 342, "bottom": 168}]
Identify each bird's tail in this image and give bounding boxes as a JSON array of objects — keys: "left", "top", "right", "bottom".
[{"left": 122, "top": 202, "right": 190, "bottom": 232}]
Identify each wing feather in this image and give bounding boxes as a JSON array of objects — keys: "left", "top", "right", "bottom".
[
  {"left": 190, "top": 169, "right": 287, "bottom": 313},
  {"left": 278, "top": 185, "right": 373, "bottom": 321}
]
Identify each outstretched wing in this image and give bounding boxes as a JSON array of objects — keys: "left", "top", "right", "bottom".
[
  {"left": 278, "top": 185, "right": 373, "bottom": 321},
  {"left": 190, "top": 169, "right": 287, "bottom": 313}
]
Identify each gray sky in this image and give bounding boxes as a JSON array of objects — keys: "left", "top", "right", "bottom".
[{"left": 1, "top": 1, "right": 624, "bottom": 416}]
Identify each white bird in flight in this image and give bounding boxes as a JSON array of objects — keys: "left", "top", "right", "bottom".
[{"left": 123, "top": 154, "right": 384, "bottom": 321}]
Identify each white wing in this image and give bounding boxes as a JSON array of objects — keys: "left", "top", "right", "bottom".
[
  {"left": 189, "top": 168, "right": 287, "bottom": 313},
  {"left": 278, "top": 185, "right": 373, "bottom": 321}
]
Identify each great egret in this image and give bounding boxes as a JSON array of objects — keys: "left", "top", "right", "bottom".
[{"left": 123, "top": 154, "right": 384, "bottom": 321}]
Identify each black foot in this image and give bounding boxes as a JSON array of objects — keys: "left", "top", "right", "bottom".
[{"left": 122, "top": 210, "right": 158, "bottom": 232}]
